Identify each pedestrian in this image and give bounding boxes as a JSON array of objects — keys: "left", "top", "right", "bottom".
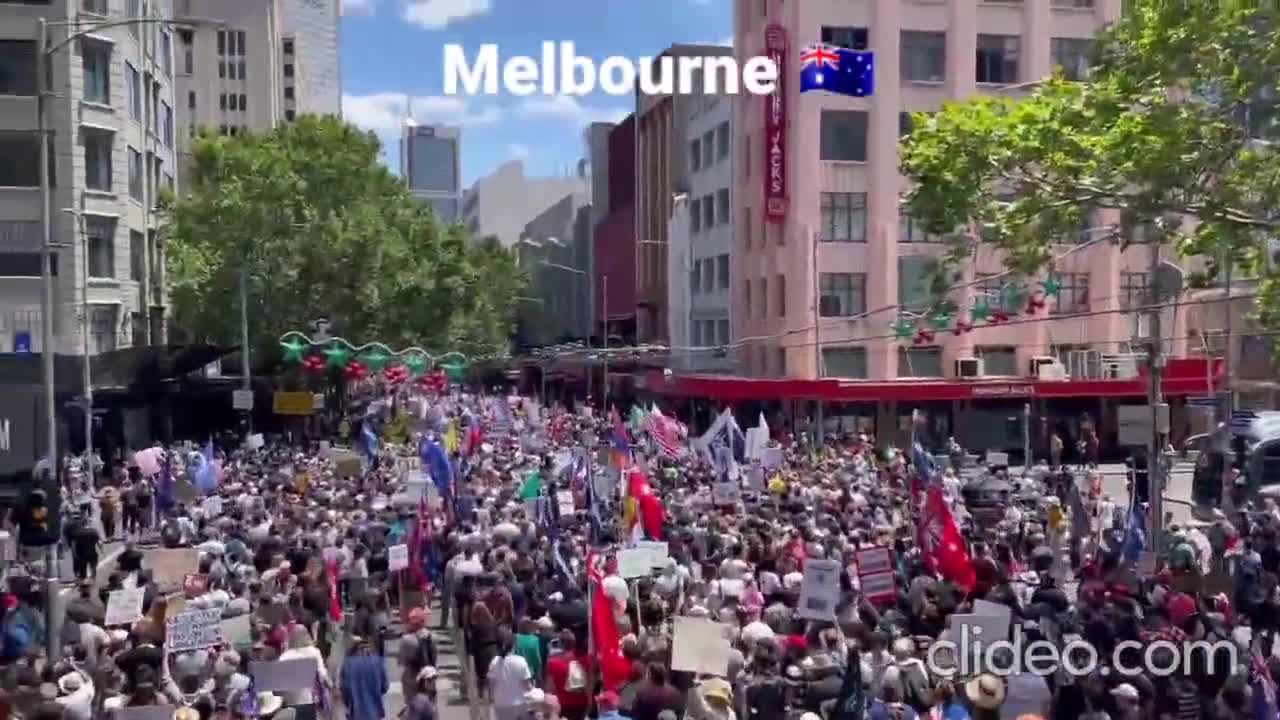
[
  {"left": 98, "top": 483, "right": 119, "bottom": 540},
  {"left": 339, "top": 636, "right": 387, "bottom": 720},
  {"left": 488, "top": 629, "right": 532, "bottom": 720},
  {"left": 71, "top": 518, "right": 100, "bottom": 582}
]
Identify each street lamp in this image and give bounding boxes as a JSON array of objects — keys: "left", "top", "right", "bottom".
[{"left": 59, "top": 208, "right": 93, "bottom": 486}]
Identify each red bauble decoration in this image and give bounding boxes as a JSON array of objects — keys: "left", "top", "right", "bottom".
[
  {"left": 1025, "top": 293, "right": 1047, "bottom": 314},
  {"left": 344, "top": 360, "right": 367, "bottom": 381},
  {"left": 302, "top": 354, "right": 326, "bottom": 375},
  {"left": 384, "top": 364, "right": 410, "bottom": 385},
  {"left": 992, "top": 310, "right": 1010, "bottom": 324},
  {"left": 914, "top": 329, "right": 936, "bottom": 345},
  {"left": 952, "top": 320, "right": 973, "bottom": 336}
]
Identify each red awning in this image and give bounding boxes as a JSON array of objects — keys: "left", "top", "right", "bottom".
[{"left": 641, "top": 357, "right": 1224, "bottom": 403}]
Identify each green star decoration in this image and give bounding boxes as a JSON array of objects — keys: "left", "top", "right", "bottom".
[
  {"left": 403, "top": 354, "right": 428, "bottom": 375},
  {"left": 361, "top": 349, "right": 390, "bottom": 371},
  {"left": 323, "top": 342, "right": 352, "bottom": 368},
  {"left": 929, "top": 310, "right": 954, "bottom": 330},
  {"left": 892, "top": 317, "right": 916, "bottom": 340},
  {"left": 280, "top": 339, "right": 307, "bottom": 363},
  {"left": 971, "top": 300, "right": 993, "bottom": 323},
  {"left": 1041, "top": 274, "right": 1063, "bottom": 299}
]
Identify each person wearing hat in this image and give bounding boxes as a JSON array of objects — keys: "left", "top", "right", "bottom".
[
  {"left": 962, "top": 674, "right": 1005, "bottom": 720},
  {"left": 398, "top": 608, "right": 438, "bottom": 706},
  {"left": 404, "top": 666, "right": 438, "bottom": 720}
]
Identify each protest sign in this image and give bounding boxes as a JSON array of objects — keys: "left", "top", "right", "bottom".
[
  {"left": 147, "top": 548, "right": 199, "bottom": 589},
  {"left": 671, "top": 616, "right": 731, "bottom": 676},
  {"left": 105, "top": 588, "right": 146, "bottom": 627},
  {"left": 797, "top": 558, "right": 842, "bottom": 620},
  {"left": 952, "top": 612, "right": 1009, "bottom": 648},
  {"left": 761, "top": 447, "right": 784, "bottom": 470},
  {"left": 859, "top": 572, "right": 897, "bottom": 604},
  {"left": 250, "top": 658, "right": 318, "bottom": 692},
  {"left": 618, "top": 548, "right": 652, "bottom": 579},
  {"left": 388, "top": 544, "right": 409, "bottom": 572},
  {"left": 556, "top": 490, "right": 575, "bottom": 517},
  {"left": 165, "top": 608, "right": 224, "bottom": 652},
  {"left": 394, "top": 455, "right": 420, "bottom": 478},
  {"left": 202, "top": 495, "right": 223, "bottom": 517},
  {"left": 711, "top": 482, "right": 740, "bottom": 506},
  {"left": 855, "top": 546, "right": 893, "bottom": 576},
  {"left": 246, "top": 433, "right": 265, "bottom": 450},
  {"left": 221, "top": 615, "right": 252, "bottom": 647},
  {"left": 636, "top": 540, "right": 669, "bottom": 568},
  {"left": 972, "top": 599, "right": 1012, "bottom": 639}
]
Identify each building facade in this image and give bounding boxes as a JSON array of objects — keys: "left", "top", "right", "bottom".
[
  {"left": 280, "top": 0, "right": 340, "bottom": 118},
  {"left": 1, "top": 0, "right": 179, "bottom": 356},
  {"left": 683, "top": 90, "right": 733, "bottom": 372},
  {"left": 731, "top": 0, "right": 1176, "bottom": 383},
  {"left": 461, "top": 159, "right": 589, "bottom": 248},
  {"left": 592, "top": 114, "right": 637, "bottom": 343},
  {"left": 515, "top": 191, "right": 593, "bottom": 346},
  {"left": 401, "top": 122, "right": 462, "bottom": 223}
]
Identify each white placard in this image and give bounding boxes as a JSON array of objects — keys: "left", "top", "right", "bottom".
[
  {"left": 797, "top": 558, "right": 842, "bottom": 620},
  {"left": 951, "top": 612, "right": 1010, "bottom": 650},
  {"left": 318, "top": 441, "right": 331, "bottom": 459},
  {"left": 232, "top": 390, "right": 253, "bottom": 411},
  {"left": 859, "top": 571, "right": 897, "bottom": 603},
  {"left": 246, "top": 433, "right": 264, "bottom": 451},
  {"left": 984, "top": 451, "right": 1009, "bottom": 467},
  {"left": 744, "top": 467, "right": 765, "bottom": 492},
  {"left": 147, "top": 548, "right": 199, "bottom": 589},
  {"left": 556, "top": 490, "right": 575, "bottom": 517},
  {"left": 250, "top": 658, "right": 319, "bottom": 692},
  {"left": 971, "top": 599, "right": 1012, "bottom": 640},
  {"left": 671, "top": 616, "right": 731, "bottom": 676},
  {"left": 221, "top": 615, "right": 252, "bottom": 646},
  {"left": 761, "top": 447, "right": 784, "bottom": 469},
  {"left": 618, "top": 548, "right": 652, "bottom": 579},
  {"left": 105, "top": 587, "right": 146, "bottom": 627},
  {"left": 636, "top": 540, "right": 669, "bottom": 569},
  {"left": 855, "top": 546, "right": 893, "bottom": 576},
  {"left": 202, "top": 496, "right": 223, "bottom": 517},
  {"left": 165, "top": 608, "right": 224, "bottom": 652},
  {"left": 312, "top": 393, "right": 325, "bottom": 410},
  {"left": 719, "top": 578, "right": 744, "bottom": 599},
  {"left": 395, "top": 456, "right": 421, "bottom": 477},
  {"left": 711, "top": 482, "right": 740, "bottom": 506},
  {"left": 388, "top": 544, "right": 409, "bottom": 572}
]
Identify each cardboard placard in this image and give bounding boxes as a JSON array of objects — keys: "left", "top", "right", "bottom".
[
  {"left": 105, "top": 588, "right": 146, "bottom": 627},
  {"left": 556, "top": 490, "right": 575, "bottom": 517},
  {"left": 671, "top": 616, "right": 731, "bottom": 676},
  {"left": 711, "top": 482, "right": 740, "bottom": 506},
  {"left": 388, "top": 544, "right": 409, "bottom": 572},
  {"left": 617, "top": 548, "right": 652, "bottom": 579},
  {"left": 165, "top": 608, "right": 224, "bottom": 651},
  {"left": 636, "top": 540, "right": 670, "bottom": 569},
  {"left": 855, "top": 546, "right": 893, "bottom": 576},
  {"left": 147, "top": 548, "right": 199, "bottom": 589},
  {"left": 797, "top": 558, "right": 842, "bottom": 620},
  {"left": 250, "top": 658, "right": 318, "bottom": 692},
  {"left": 220, "top": 615, "right": 252, "bottom": 647},
  {"left": 859, "top": 571, "right": 897, "bottom": 604}
]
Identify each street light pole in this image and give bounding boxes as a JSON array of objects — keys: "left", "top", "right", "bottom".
[
  {"left": 240, "top": 268, "right": 252, "bottom": 432},
  {"left": 61, "top": 209, "right": 92, "bottom": 487}
]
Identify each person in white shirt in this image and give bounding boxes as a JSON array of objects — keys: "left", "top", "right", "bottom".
[
  {"left": 488, "top": 630, "right": 532, "bottom": 720},
  {"left": 278, "top": 625, "right": 332, "bottom": 708}
]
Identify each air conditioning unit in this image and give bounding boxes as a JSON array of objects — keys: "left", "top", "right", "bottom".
[
  {"left": 955, "top": 357, "right": 983, "bottom": 378},
  {"left": 1036, "top": 361, "right": 1068, "bottom": 380},
  {"left": 1028, "top": 356, "right": 1056, "bottom": 377}
]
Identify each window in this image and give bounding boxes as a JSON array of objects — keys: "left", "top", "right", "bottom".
[
  {"left": 899, "top": 112, "right": 914, "bottom": 137},
  {"left": 1051, "top": 37, "right": 1091, "bottom": 81},
  {"left": 690, "top": 197, "right": 701, "bottom": 233},
  {"left": 977, "top": 346, "right": 1018, "bottom": 376},
  {"left": 80, "top": 40, "right": 111, "bottom": 104},
  {"left": 775, "top": 274, "right": 786, "bottom": 316},
  {"left": 702, "top": 194, "right": 714, "bottom": 229},
  {"left": 899, "top": 215, "right": 938, "bottom": 243},
  {"left": 820, "top": 192, "right": 867, "bottom": 242},
  {"left": 126, "top": 0, "right": 140, "bottom": 36},
  {"left": 126, "top": 62, "right": 141, "bottom": 119},
  {"left": 284, "top": 109, "right": 295, "bottom": 121},
  {"left": 819, "top": 110, "right": 868, "bottom": 162},
  {"left": 690, "top": 263, "right": 701, "bottom": 295},
  {"left": 162, "top": 102, "right": 173, "bottom": 147},
  {"left": 284, "top": 86, "right": 295, "bottom": 100},
  {"left": 716, "top": 122, "right": 729, "bottom": 160},
  {"left": 230, "top": 93, "right": 238, "bottom": 111},
  {"left": 1053, "top": 272, "right": 1090, "bottom": 314},
  {"left": 822, "top": 347, "right": 868, "bottom": 378},
  {"left": 759, "top": 277, "right": 768, "bottom": 318},
  {"left": 128, "top": 147, "right": 143, "bottom": 201},
  {"left": 218, "top": 61, "right": 226, "bottom": 79},
  {"left": 83, "top": 0, "right": 109, "bottom": 14},
  {"left": 239, "top": 94, "right": 247, "bottom": 112},
  {"left": 217, "top": 31, "right": 226, "bottom": 56},
  {"left": 741, "top": 207, "right": 751, "bottom": 249},
  {"left": 1121, "top": 272, "right": 1149, "bottom": 310},
  {"left": 160, "top": 30, "right": 172, "bottom": 75},
  {"left": 744, "top": 279, "right": 752, "bottom": 318},
  {"left": 977, "top": 35, "right": 1020, "bottom": 84},
  {"left": 180, "top": 30, "right": 193, "bottom": 74},
  {"left": 821, "top": 26, "right": 869, "bottom": 50},
  {"left": 219, "top": 93, "right": 227, "bottom": 111},
  {"left": 901, "top": 31, "right": 946, "bottom": 82},
  {"left": 742, "top": 133, "right": 751, "bottom": 178},
  {"left": 237, "top": 61, "right": 245, "bottom": 80},
  {"left": 976, "top": 273, "right": 1006, "bottom": 300},
  {"left": 717, "top": 319, "right": 729, "bottom": 345},
  {"left": 773, "top": 348, "right": 787, "bottom": 376},
  {"left": 898, "top": 347, "right": 944, "bottom": 378},
  {"left": 83, "top": 128, "right": 113, "bottom": 192},
  {"left": 86, "top": 216, "right": 116, "bottom": 278},
  {"left": 150, "top": 79, "right": 160, "bottom": 131},
  {"left": 702, "top": 131, "right": 713, "bottom": 168},
  {"left": 89, "top": 304, "right": 119, "bottom": 352},
  {"left": 898, "top": 256, "right": 932, "bottom": 311},
  {"left": 1122, "top": 210, "right": 1157, "bottom": 243},
  {"left": 716, "top": 189, "right": 730, "bottom": 224},
  {"left": 0, "top": 132, "right": 42, "bottom": 187},
  {"left": 284, "top": 64, "right": 294, "bottom": 78},
  {"left": 690, "top": 139, "right": 701, "bottom": 171},
  {"left": 819, "top": 273, "right": 866, "bottom": 317},
  {"left": 716, "top": 254, "right": 729, "bottom": 289},
  {"left": 1052, "top": 0, "right": 1095, "bottom": 6},
  {"left": 130, "top": 230, "right": 145, "bottom": 281},
  {"left": 237, "top": 32, "right": 246, "bottom": 55},
  {"left": 283, "top": 39, "right": 294, "bottom": 55}
]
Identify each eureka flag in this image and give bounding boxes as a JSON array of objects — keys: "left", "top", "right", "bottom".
[{"left": 799, "top": 43, "right": 874, "bottom": 97}]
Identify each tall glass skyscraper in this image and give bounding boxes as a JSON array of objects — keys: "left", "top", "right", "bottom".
[{"left": 401, "top": 123, "right": 462, "bottom": 223}]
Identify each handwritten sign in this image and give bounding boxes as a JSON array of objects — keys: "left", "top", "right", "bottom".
[
  {"left": 671, "top": 616, "right": 731, "bottom": 676},
  {"left": 388, "top": 544, "right": 409, "bottom": 572},
  {"left": 636, "top": 540, "right": 670, "bottom": 569},
  {"left": 105, "top": 588, "right": 146, "bottom": 627},
  {"left": 617, "top": 548, "right": 652, "bottom": 579},
  {"left": 165, "top": 608, "right": 224, "bottom": 652},
  {"left": 797, "top": 558, "right": 842, "bottom": 620}
]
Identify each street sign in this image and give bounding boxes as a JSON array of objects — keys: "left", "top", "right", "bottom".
[
  {"left": 1187, "top": 397, "right": 1218, "bottom": 408},
  {"left": 231, "top": 390, "right": 254, "bottom": 411},
  {"left": 12, "top": 332, "right": 31, "bottom": 354}
]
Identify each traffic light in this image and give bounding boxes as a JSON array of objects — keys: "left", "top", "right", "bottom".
[{"left": 18, "top": 480, "right": 60, "bottom": 547}]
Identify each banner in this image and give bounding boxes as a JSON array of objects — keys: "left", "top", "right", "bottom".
[
  {"left": 165, "top": 608, "right": 224, "bottom": 651},
  {"left": 273, "top": 391, "right": 315, "bottom": 416},
  {"left": 763, "top": 23, "right": 788, "bottom": 223}
]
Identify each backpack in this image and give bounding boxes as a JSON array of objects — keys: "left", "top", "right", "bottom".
[{"left": 412, "top": 633, "right": 437, "bottom": 671}]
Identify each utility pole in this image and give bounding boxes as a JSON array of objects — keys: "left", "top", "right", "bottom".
[
  {"left": 1147, "top": 245, "right": 1170, "bottom": 540},
  {"left": 811, "top": 227, "right": 824, "bottom": 444}
]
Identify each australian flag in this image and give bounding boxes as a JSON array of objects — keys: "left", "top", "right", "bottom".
[{"left": 799, "top": 43, "right": 874, "bottom": 97}]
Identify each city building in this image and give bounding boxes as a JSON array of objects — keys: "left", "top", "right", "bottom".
[
  {"left": 592, "top": 114, "right": 637, "bottom": 344},
  {"left": 0, "top": 0, "right": 179, "bottom": 357},
  {"left": 584, "top": 122, "right": 613, "bottom": 227},
  {"left": 666, "top": 194, "right": 692, "bottom": 368},
  {"left": 461, "top": 159, "right": 589, "bottom": 248},
  {"left": 279, "top": 0, "right": 341, "bottom": 117},
  {"left": 635, "top": 44, "right": 734, "bottom": 343},
  {"left": 401, "top": 122, "right": 462, "bottom": 223},
  {"left": 514, "top": 190, "right": 593, "bottom": 346}
]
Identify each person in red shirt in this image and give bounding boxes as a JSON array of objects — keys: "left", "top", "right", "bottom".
[{"left": 545, "top": 631, "right": 592, "bottom": 720}]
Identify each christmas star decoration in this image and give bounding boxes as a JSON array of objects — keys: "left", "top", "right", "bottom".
[
  {"left": 403, "top": 354, "right": 428, "bottom": 376},
  {"left": 929, "top": 310, "right": 954, "bottom": 330},
  {"left": 1000, "top": 285, "right": 1026, "bottom": 313},
  {"left": 323, "top": 342, "right": 352, "bottom": 368},
  {"left": 1041, "top": 273, "right": 1063, "bottom": 299},
  {"left": 892, "top": 317, "right": 916, "bottom": 340},
  {"left": 914, "top": 329, "right": 936, "bottom": 345},
  {"left": 280, "top": 338, "right": 308, "bottom": 363},
  {"left": 361, "top": 349, "right": 390, "bottom": 371}
]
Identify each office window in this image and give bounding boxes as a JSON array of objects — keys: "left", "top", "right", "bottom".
[
  {"left": 776, "top": 274, "right": 786, "bottom": 317},
  {"left": 701, "top": 259, "right": 714, "bottom": 294},
  {"left": 0, "top": 40, "right": 38, "bottom": 97},
  {"left": 150, "top": 80, "right": 160, "bottom": 131},
  {"left": 820, "top": 192, "right": 867, "bottom": 242},
  {"left": 744, "top": 279, "right": 752, "bottom": 318},
  {"left": 284, "top": 64, "right": 294, "bottom": 78},
  {"left": 237, "top": 32, "right": 246, "bottom": 55},
  {"left": 188, "top": 91, "right": 195, "bottom": 110},
  {"left": 89, "top": 304, "right": 119, "bottom": 352},
  {"left": 702, "top": 194, "right": 714, "bottom": 229},
  {"left": 690, "top": 197, "right": 701, "bottom": 233},
  {"left": 219, "top": 93, "right": 227, "bottom": 111},
  {"left": 977, "top": 346, "right": 1018, "bottom": 376},
  {"left": 717, "top": 254, "right": 729, "bottom": 290},
  {"left": 283, "top": 39, "right": 294, "bottom": 55},
  {"left": 716, "top": 122, "right": 729, "bottom": 160},
  {"left": 716, "top": 188, "right": 730, "bottom": 224},
  {"left": 83, "top": 128, "right": 113, "bottom": 191},
  {"left": 901, "top": 31, "right": 946, "bottom": 82},
  {"left": 897, "top": 346, "right": 944, "bottom": 378},
  {"left": 284, "top": 86, "right": 295, "bottom": 100},
  {"left": 822, "top": 347, "right": 868, "bottom": 379},
  {"left": 773, "top": 348, "right": 787, "bottom": 376},
  {"left": 128, "top": 147, "right": 143, "bottom": 201},
  {"left": 819, "top": 110, "right": 868, "bottom": 162},
  {"left": 162, "top": 102, "right": 173, "bottom": 147},
  {"left": 821, "top": 26, "right": 869, "bottom": 50},
  {"left": 239, "top": 94, "right": 247, "bottom": 112},
  {"left": 701, "top": 131, "right": 713, "bottom": 168},
  {"left": 218, "top": 61, "right": 226, "bottom": 79},
  {"left": 690, "top": 139, "right": 701, "bottom": 172},
  {"left": 181, "top": 30, "right": 193, "bottom": 75},
  {"left": 819, "top": 273, "right": 866, "bottom": 317},
  {"left": 690, "top": 263, "right": 700, "bottom": 295},
  {"left": 1122, "top": 210, "right": 1157, "bottom": 243},
  {"left": 1051, "top": 37, "right": 1092, "bottom": 81},
  {"left": 86, "top": 216, "right": 116, "bottom": 278},
  {"left": 237, "top": 61, "right": 245, "bottom": 80},
  {"left": 899, "top": 215, "right": 938, "bottom": 243},
  {"left": 0, "top": 132, "right": 42, "bottom": 187},
  {"left": 217, "top": 31, "right": 226, "bottom": 56},
  {"left": 977, "top": 34, "right": 1020, "bottom": 84},
  {"left": 1121, "top": 272, "right": 1149, "bottom": 310},
  {"left": 230, "top": 94, "right": 239, "bottom": 111},
  {"left": 126, "top": 62, "right": 141, "bottom": 119},
  {"left": 717, "top": 319, "right": 729, "bottom": 345},
  {"left": 1053, "top": 272, "right": 1090, "bottom": 314},
  {"left": 160, "top": 30, "right": 172, "bottom": 74},
  {"left": 898, "top": 256, "right": 932, "bottom": 311},
  {"left": 80, "top": 40, "right": 111, "bottom": 104},
  {"left": 284, "top": 109, "right": 295, "bottom": 121},
  {"left": 130, "top": 230, "right": 145, "bottom": 281},
  {"left": 759, "top": 277, "right": 768, "bottom": 318}
]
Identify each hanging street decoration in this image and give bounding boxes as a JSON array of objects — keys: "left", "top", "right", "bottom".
[
  {"left": 384, "top": 364, "right": 411, "bottom": 385},
  {"left": 403, "top": 353, "right": 429, "bottom": 376},
  {"left": 275, "top": 332, "right": 492, "bottom": 378},
  {"left": 344, "top": 360, "right": 367, "bottom": 382},
  {"left": 324, "top": 342, "right": 353, "bottom": 369},
  {"left": 281, "top": 338, "right": 308, "bottom": 363},
  {"left": 360, "top": 347, "right": 391, "bottom": 371},
  {"left": 1041, "top": 273, "right": 1063, "bottom": 299},
  {"left": 970, "top": 300, "right": 993, "bottom": 323},
  {"left": 892, "top": 317, "right": 917, "bottom": 340},
  {"left": 302, "top": 354, "right": 326, "bottom": 375},
  {"left": 914, "top": 328, "right": 936, "bottom": 345},
  {"left": 952, "top": 319, "right": 973, "bottom": 336}
]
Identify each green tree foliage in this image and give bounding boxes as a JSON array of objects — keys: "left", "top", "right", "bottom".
[
  {"left": 900, "top": 1, "right": 1280, "bottom": 325},
  {"left": 160, "top": 115, "right": 524, "bottom": 363}
]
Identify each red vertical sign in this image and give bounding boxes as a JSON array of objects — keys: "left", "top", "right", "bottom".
[{"left": 763, "top": 24, "right": 788, "bottom": 224}]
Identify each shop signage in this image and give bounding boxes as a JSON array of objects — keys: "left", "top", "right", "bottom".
[
  {"left": 969, "top": 384, "right": 1034, "bottom": 398},
  {"left": 272, "top": 391, "right": 315, "bottom": 416},
  {"left": 763, "top": 24, "right": 788, "bottom": 223}
]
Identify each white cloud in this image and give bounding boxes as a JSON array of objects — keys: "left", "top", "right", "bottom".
[
  {"left": 516, "top": 96, "right": 629, "bottom": 126},
  {"left": 342, "top": 92, "right": 501, "bottom": 131},
  {"left": 507, "top": 143, "right": 530, "bottom": 160},
  {"left": 340, "top": 0, "right": 376, "bottom": 16},
  {"left": 402, "top": 0, "right": 492, "bottom": 30}
]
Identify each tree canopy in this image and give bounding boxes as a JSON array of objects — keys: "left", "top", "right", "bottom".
[
  {"left": 901, "top": 1, "right": 1280, "bottom": 326},
  {"left": 160, "top": 115, "right": 524, "bottom": 365}
]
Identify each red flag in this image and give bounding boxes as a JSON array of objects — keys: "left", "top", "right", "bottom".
[
  {"left": 326, "top": 559, "right": 343, "bottom": 622},
  {"left": 917, "top": 486, "right": 976, "bottom": 591},
  {"left": 586, "top": 553, "right": 629, "bottom": 692}
]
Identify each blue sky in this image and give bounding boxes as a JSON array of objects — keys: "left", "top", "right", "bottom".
[{"left": 339, "top": 0, "right": 732, "bottom": 185}]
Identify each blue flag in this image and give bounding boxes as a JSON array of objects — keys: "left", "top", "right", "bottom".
[
  {"left": 911, "top": 442, "right": 937, "bottom": 485},
  {"left": 420, "top": 439, "right": 453, "bottom": 500},
  {"left": 1122, "top": 501, "right": 1147, "bottom": 564},
  {"left": 799, "top": 44, "right": 874, "bottom": 97},
  {"left": 361, "top": 420, "right": 379, "bottom": 460},
  {"left": 194, "top": 440, "right": 219, "bottom": 495}
]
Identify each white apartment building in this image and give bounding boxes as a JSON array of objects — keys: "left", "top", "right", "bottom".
[
  {"left": 0, "top": 0, "right": 179, "bottom": 355},
  {"left": 683, "top": 91, "right": 732, "bottom": 372}
]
